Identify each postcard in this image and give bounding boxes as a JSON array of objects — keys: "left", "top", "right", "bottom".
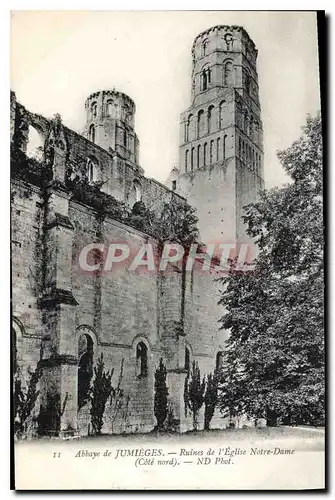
[{"left": 11, "top": 10, "right": 325, "bottom": 490}]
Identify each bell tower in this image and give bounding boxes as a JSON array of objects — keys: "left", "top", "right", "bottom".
[
  {"left": 84, "top": 90, "right": 140, "bottom": 166},
  {"left": 172, "top": 25, "right": 265, "bottom": 243}
]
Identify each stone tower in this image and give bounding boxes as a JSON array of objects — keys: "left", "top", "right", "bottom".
[
  {"left": 84, "top": 90, "right": 139, "bottom": 166},
  {"left": 172, "top": 25, "right": 265, "bottom": 243}
]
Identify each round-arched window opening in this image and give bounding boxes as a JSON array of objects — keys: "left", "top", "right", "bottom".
[
  {"left": 185, "top": 347, "right": 190, "bottom": 371},
  {"left": 106, "top": 100, "right": 114, "bottom": 117},
  {"left": 89, "top": 124, "right": 95, "bottom": 144},
  {"left": 224, "top": 61, "right": 234, "bottom": 87},
  {"left": 201, "top": 39, "right": 209, "bottom": 56},
  {"left": 224, "top": 34, "right": 233, "bottom": 51},
  {"left": 26, "top": 125, "right": 44, "bottom": 161},
  {"left": 128, "top": 179, "right": 142, "bottom": 208},
  {"left": 78, "top": 334, "right": 94, "bottom": 409},
  {"left": 91, "top": 102, "right": 97, "bottom": 119},
  {"left": 136, "top": 341, "right": 148, "bottom": 378},
  {"left": 87, "top": 158, "right": 98, "bottom": 183}
]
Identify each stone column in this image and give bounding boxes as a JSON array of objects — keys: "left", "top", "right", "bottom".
[
  {"left": 158, "top": 269, "right": 190, "bottom": 432},
  {"left": 39, "top": 185, "right": 79, "bottom": 438}
]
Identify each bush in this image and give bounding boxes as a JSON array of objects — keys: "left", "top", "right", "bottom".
[
  {"left": 90, "top": 354, "right": 114, "bottom": 435},
  {"left": 154, "top": 358, "right": 169, "bottom": 430}
]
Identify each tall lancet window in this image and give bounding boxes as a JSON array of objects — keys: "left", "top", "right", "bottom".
[
  {"left": 200, "top": 65, "right": 211, "bottom": 91},
  {"left": 224, "top": 61, "right": 234, "bottom": 87},
  {"left": 89, "top": 124, "right": 95, "bottom": 143},
  {"left": 207, "top": 105, "right": 215, "bottom": 133},
  {"left": 219, "top": 101, "right": 226, "bottom": 129},
  {"left": 201, "top": 39, "right": 209, "bottom": 56},
  {"left": 136, "top": 342, "right": 148, "bottom": 378}
]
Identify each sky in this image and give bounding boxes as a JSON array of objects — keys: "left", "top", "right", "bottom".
[{"left": 10, "top": 10, "right": 320, "bottom": 188}]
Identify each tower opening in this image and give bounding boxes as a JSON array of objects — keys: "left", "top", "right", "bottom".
[
  {"left": 89, "top": 124, "right": 95, "bottom": 143},
  {"left": 78, "top": 333, "right": 94, "bottom": 410},
  {"left": 136, "top": 341, "right": 148, "bottom": 378}
]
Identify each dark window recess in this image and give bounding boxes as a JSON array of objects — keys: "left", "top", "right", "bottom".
[
  {"left": 172, "top": 180, "right": 177, "bottom": 191},
  {"left": 185, "top": 347, "right": 190, "bottom": 371},
  {"left": 136, "top": 342, "right": 148, "bottom": 378}
]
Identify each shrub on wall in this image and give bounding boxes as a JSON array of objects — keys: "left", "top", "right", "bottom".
[
  {"left": 14, "top": 364, "right": 42, "bottom": 439},
  {"left": 154, "top": 358, "right": 169, "bottom": 430},
  {"left": 184, "top": 361, "right": 205, "bottom": 431},
  {"left": 90, "top": 354, "right": 114, "bottom": 435},
  {"left": 204, "top": 370, "right": 219, "bottom": 431}
]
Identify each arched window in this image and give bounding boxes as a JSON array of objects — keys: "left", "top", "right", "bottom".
[
  {"left": 128, "top": 179, "right": 142, "bottom": 207},
  {"left": 244, "top": 112, "right": 250, "bottom": 135},
  {"left": 242, "top": 141, "right": 246, "bottom": 163},
  {"left": 210, "top": 140, "right": 214, "bottom": 164},
  {"left": 87, "top": 158, "right": 97, "bottom": 183},
  {"left": 239, "top": 137, "right": 242, "bottom": 158},
  {"left": 219, "top": 101, "right": 226, "bottom": 129},
  {"left": 200, "top": 66, "right": 211, "bottom": 91},
  {"left": 197, "top": 109, "right": 205, "bottom": 138},
  {"left": 217, "top": 137, "right": 221, "bottom": 161},
  {"left": 252, "top": 149, "right": 256, "bottom": 171},
  {"left": 254, "top": 121, "right": 259, "bottom": 143},
  {"left": 78, "top": 334, "right": 94, "bottom": 409},
  {"left": 223, "top": 135, "right": 227, "bottom": 160},
  {"left": 197, "top": 144, "right": 201, "bottom": 168},
  {"left": 250, "top": 116, "right": 254, "bottom": 140},
  {"left": 123, "top": 129, "right": 127, "bottom": 148},
  {"left": 216, "top": 351, "right": 223, "bottom": 370},
  {"left": 225, "top": 34, "right": 233, "bottom": 51},
  {"left": 191, "top": 147, "right": 195, "bottom": 171},
  {"left": 185, "top": 149, "right": 189, "bottom": 172},
  {"left": 91, "top": 102, "right": 97, "bottom": 119},
  {"left": 136, "top": 342, "right": 148, "bottom": 378},
  {"left": 207, "top": 105, "right": 215, "bottom": 133},
  {"left": 89, "top": 124, "right": 95, "bottom": 143},
  {"left": 186, "top": 114, "right": 193, "bottom": 141},
  {"left": 26, "top": 125, "right": 44, "bottom": 161},
  {"left": 184, "top": 121, "right": 188, "bottom": 142},
  {"left": 185, "top": 347, "right": 190, "bottom": 371},
  {"left": 201, "top": 39, "right": 209, "bottom": 56},
  {"left": 133, "top": 180, "right": 142, "bottom": 202},
  {"left": 203, "top": 143, "right": 207, "bottom": 166},
  {"left": 106, "top": 100, "right": 114, "bottom": 117},
  {"left": 224, "top": 61, "right": 234, "bottom": 86}
]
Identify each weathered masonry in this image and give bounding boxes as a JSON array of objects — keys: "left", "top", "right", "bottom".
[{"left": 11, "top": 25, "right": 264, "bottom": 437}]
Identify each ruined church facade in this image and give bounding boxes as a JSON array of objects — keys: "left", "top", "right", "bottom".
[{"left": 11, "top": 25, "right": 264, "bottom": 437}]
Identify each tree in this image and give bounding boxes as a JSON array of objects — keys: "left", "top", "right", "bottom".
[
  {"left": 218, "top": 113, "right": 324, "bottom": 426},
  {"left": 154, "top": 358, "right": 169, "bottom": 430},
  {"left": 184, "top": 361, "right": 206, "bottom": 431},
  {"left": 14, "top": 364, "right": 42, "bottom": 439},
  {"left": 90, "top": 354, "right": 114, "bottom": 435},
  {"left": 204, "top": 370, "right": 219, "bottom": 431}
]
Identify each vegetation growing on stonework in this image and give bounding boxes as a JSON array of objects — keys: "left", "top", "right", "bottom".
[
  {"left": 218, "top": 113, "right": 324, "bottom": 426},
  {"left": 184, "top": 361, "right": 206, "bottom": 431},
  {"left": 154, "top": 358, "right": 169, "bottom": 430},
  {"left": 14, "top": 364, "right": 42, "bottom": 439},
  {"left": 90, "top": 353, "right": 114, "bottom": 435},
  {"left": 107, "top": 359, "right": 127, "bottom": 433},
  {"left": 204, "top": 370, "right": 219, "bottom": 431},
  {"left": 154, "top": 199, "right": 199, "bottom": 247}
]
